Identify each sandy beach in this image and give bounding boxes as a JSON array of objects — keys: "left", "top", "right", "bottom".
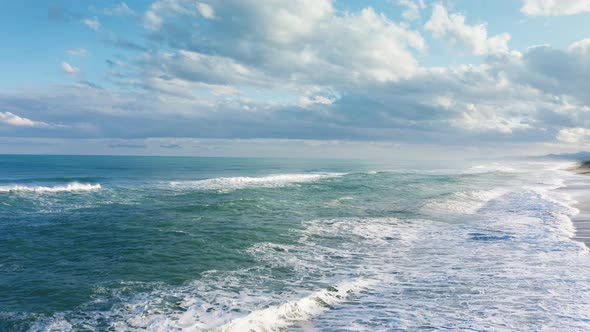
[{"left": 568, "top": 163, "right": 590, "bottom": 247}]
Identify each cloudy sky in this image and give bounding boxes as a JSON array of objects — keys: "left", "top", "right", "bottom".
[{"left": 1, "top": 0, "right": 590, "bottom": 158}]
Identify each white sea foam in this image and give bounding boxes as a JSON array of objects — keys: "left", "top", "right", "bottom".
[
  {"left": 27, "top": 316, "right": 73, "bottom": 332},
  {"left": 300, "top": 217, "right": 411, "bottom": 245},
  {"left": 218, "top": 279, "right": 374, "bottom": 332},
  {"left": 422, "top": 188, "right": 508, "bottom": 215},
  {"left": 169, "top": 173, "right": 345, "bottom": 192},
  {"left": 0, "top": 182, "right": 101, "bottom": 193}
]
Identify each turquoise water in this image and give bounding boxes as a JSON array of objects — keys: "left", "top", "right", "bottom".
[{"left": 1, "top": 155, "right": 590, "bottom": 331}]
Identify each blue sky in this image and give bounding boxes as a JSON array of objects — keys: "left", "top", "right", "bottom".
[{"left": 1, "top": 0, "right": 590, "bottom": 158}]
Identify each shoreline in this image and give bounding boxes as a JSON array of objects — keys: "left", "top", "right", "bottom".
[
  {"left": 567, "top": 163, "right": 590, "bottom": 247},
  {"left": 571, "top": 162, "right": 590, "bottom": 175}
]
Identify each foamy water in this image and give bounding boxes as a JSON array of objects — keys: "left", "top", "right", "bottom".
[{"left": 422, "top": 188, "right": 509, "bottom": 215}]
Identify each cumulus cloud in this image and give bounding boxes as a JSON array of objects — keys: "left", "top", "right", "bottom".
[
  {"left": 424, "top": 4, "right": 511, "bottom": 55},
  {"left": 143, "top": 0, "right": 426, "bottom": 85},
  {"left": 144, "top": 10, "right": 163, "bottom": 30},
  {"left": 557, "top": 127, "right": 590, "bottom": 143},
  {"left": 143, "top": 50, "right": 258, "bottom": 87},
  {"left": 452, "top": 103, "right": 530, "bottom": 134},
  {"left": 569, "top": 38, "right": 590, "bottom": 54},
  {"left": 144, "top": 0, "right": 201, "bottom": 30},
  {"left": 196, "top": 2, "right": 215, "bottom": 19},
  {"left": 0, "top": 112, "right": 51, "bottom": 128},
  {"left": 489, "top": 39, "right": 590, "bottom": 106},
  {"left": 62, "top": 62, "right": 80, "bottom": 75},
  {"left": 82, "top": 16, "right": 100, "bottom": 31},
  {"left": 521, "top": 0, "right": 590, "bottom": 16},
  {"left": 398, "top": 0, "right": 425, "bottom": 21}
]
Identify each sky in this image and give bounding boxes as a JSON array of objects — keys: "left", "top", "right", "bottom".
[{"left": 1, "top": 0, "right": 590, "bottom": 159}]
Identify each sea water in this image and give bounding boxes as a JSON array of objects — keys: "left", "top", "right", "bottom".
[{"left": 1, "top": 155, "right": 590, "bottom": 331}]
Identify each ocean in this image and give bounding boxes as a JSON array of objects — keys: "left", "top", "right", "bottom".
[{"left": 1, "top": 155, "right": 590, "bottom": 331}]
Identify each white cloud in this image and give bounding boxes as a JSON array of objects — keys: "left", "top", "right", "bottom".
[
  {"left": 82, "top": 16, "right": 100, "bottom": 31},
  {"left": 424, "top": 4, "right": 511, "bottom": 55},
  {"left": 62, "top": 62, "right": 80, "bottom": 75},
  {"left": 569, "top": 38, "right": 590, "bottom": 54},
  {"left": 140, "top": 50, "right": 262, "bottom": 97},
  {"left": 299, "top": 94, "right": 336, "bottom": 108},
  {"left": 143, "top": 1, "right": 426, "bottom": 85},
  {"left": 144, "top": 0, "right": 196, "bottom": 30},
  {"left": 521, "top": 0, "right": 590, "bottom": 16},
  {"left": 0, "top": 112, "right": 51, "bottom": 128},
  {"left": 398, "top": 0, "right": 425, "bottom": 21},
  {"left": 557, "top": 127, "right": 590, "bottom": 143},
  {"left": 144, "top": 10, "right": 163, "bottom": 30},
  {"left": 103, "top": 2, "right": 135, "bottom": 16},
  {"left": 66, "top": 48, "right": 87, "bottom": 57},
  {"left": 453, "top": 103, "right": 530, "bottom": 134},
  {"left": 196, "top": 2, "right": 215, "bottom": 19},
  {"left": 486, "top": 33, "right": 512, "bottom": 54}
]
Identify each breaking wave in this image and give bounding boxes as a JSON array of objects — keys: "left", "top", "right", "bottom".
[
  {"left": 0, "top": 182, "right": 101, "bottom": 193},
  {"left": 169, "top": 173, "right": 345, "bottom": 192},
  {"left": 422, "top": 189, "right": 508, "bottom": 215},
  {"left": 218, "top": 279, "right": 374, "bottom": 332}
]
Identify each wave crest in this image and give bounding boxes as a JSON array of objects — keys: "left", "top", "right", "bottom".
[
  {"left": 0, "top": 182, "right": 101, "bottom": 193},
  {"left": 219, "top": 279, "right": 374, "bottom": 332},
  {"left": 169, "top": 173, "right": 345, "bottom": 192},
  {"left": 422, "top": 189, "right": 507, "bottom": 215}
]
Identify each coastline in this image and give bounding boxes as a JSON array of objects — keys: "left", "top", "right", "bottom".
[
  {"left": 572, "top": 162, "right": 590, "bottom": 175},
  {"left": 567, "top": 163, "right": 590, "bottom": 247}
]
